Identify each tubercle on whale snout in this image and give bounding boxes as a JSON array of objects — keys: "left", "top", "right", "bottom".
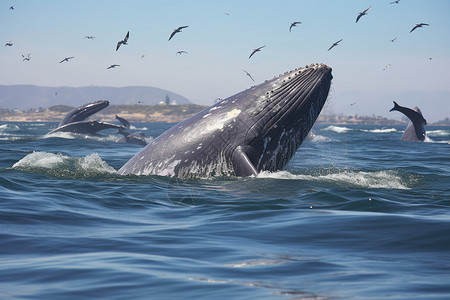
[{"left": 264, "top": 63, "right": 332, "bottom": 83}]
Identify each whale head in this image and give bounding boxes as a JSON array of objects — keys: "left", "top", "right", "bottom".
[
  {"left": 229, "top": 64, "right": 333, "bottom": 175},
  {"left": 59, "top": 100, "right": 109, "bottom": 127}
]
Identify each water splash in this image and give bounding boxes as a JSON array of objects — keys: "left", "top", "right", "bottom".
[
  {"left": 257, "top": 169, "right": 411, "bottom": 189},
  {"left": 361, "top": 128, "right": 397, "bottom": 133},
  {"left": 321, "top": 125, "right": 352, "bottom": 133},
  {"left": 12, "top": 151, "right": 116, "bottom": 178}
]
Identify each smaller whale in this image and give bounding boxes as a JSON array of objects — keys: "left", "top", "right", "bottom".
[
  {"left": 117, "top": 129, "right": 148, "bottom": 146},
  {"left": 390, "top": 101, "right": 427, "bottom": 141},
  {"left": 49, "top": 100, "right": 124, "bottom": 135},
  {"left": 49, "top": 121, "right": 124, "bottom": 135}
]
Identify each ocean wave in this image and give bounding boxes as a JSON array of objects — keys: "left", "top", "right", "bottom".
[
  {"left": 321, "top": 125, "right": 352, "bottom": 133},
  {"left": 306, "top": 134, "right": 331, "bottom": 142},
  {"left": 361, "top": 128, "right": 397, "bottom": 133},
  {"left": 12, "top": 151, "right": 116, "bottom": 178},
  {"left": 427, "top": 129, "right": 450, "bottom": 137},
  {"left": 0, "top": 123, "right": 21, "bottom": 131},
  {"left": 257, "top": 169, "right": 410, "bottom": 189}
]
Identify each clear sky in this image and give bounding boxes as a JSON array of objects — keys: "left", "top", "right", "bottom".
[{"left": 1, "top": 0, "right": 449, "bottom": 122}]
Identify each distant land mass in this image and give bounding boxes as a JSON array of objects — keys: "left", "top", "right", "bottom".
[
  {"left": 0, "top": 85, "right": 192, "bottom": 110},
  {"left": 1, "top": 104, "right": 449, "bottom": 125}
]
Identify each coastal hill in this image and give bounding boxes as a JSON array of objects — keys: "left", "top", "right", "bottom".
[{"left": 0, "top": 85, "right": 191, "bottom": 110}]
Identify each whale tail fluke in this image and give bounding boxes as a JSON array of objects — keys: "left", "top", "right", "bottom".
[{"left": 390, "top": 101, "right": 400, "bottom": 112}]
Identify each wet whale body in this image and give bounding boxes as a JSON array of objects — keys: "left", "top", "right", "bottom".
[
  {"left": 390, "top": 101, "right": 427, "bottom": 141},
  {"left": 48, "top": 100, "right": 124, "bottom": 135},
  {"left": 118, "top": 64, "right": 333, "bottom": 177}
]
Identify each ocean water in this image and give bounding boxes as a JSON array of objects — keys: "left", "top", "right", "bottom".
[{"left": 1, "top": 121, "right": 450, "bottom": 299}]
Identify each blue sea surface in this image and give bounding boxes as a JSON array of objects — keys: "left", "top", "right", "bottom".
[{"left": 1, "top": 121, "right": 449, "bottom": 299}]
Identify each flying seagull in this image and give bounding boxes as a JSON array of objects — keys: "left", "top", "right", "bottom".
[
  {"left": 84, "top": 36, "right": 96, "bottom": 40},
  {"left": 176, "top": 50, "right": 188, "bottom": 55},
  {"left": 248, "top": 45, "right": 266, "bottom": 59},
  {"left": 390, "top": 37, "right": 397, "bottom": 42},
  {"left": 116, "top": 31, "right": 129, "bottom": 51},
  {"left": 169, "top": 26, "right": 188, "bottom": 41},
  {"left": 390, "top": 0, "right": 400, "bottom": 4},
  {"left": 9, "top": 6, "right": 14, "bottom": 10},
  {"left": 243, "top": 70, "right": 255, "bottom": 82},
  {"left": 410, "top": 23, "right": 429, "bottom": 33},
  {"left": 5, "top": 40, "right": 13, "bottom": 47},
  {"left": 327, "top": 39, "right": 343, "bottom": 51},
  {"left": 59, "top": 56, "right": 74, "bottom": 63},
  {"left": 356, "top": 6, "right": 371, "bottom": 23},
  {"left": 383, "top": 64, "right": 392, "bottom": 71},
  {"left": 289, "top": 22, "right": 302, "bottom": 32},
  {"left": 107, "top": 64, "right": 120, "bottom": 69},
  {"left": 22, "top": 53, "right": 31, "bottom": 61}
]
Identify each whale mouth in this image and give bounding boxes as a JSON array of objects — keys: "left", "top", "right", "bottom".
[{"left": 59, "top": 100, "right": 109, "bottom": 126}]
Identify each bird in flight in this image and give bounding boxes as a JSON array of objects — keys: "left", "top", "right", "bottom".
[
  {"left": 289, "top": 22, "right": 302, "bottom": 32},
  {"left": 169, "top": 26, "right": 188, "bottom": 41},
  {"left": 9, "top": 6, "right": 14, "bottom": 10},
  {"left": 84, "top": 36, "right": 96, "bottom": 40},
  {"left": 327, "top": 39, "right": 343, "bottom": 51},
  {"left": 107, "top": 64, "right": 120, "bottom": 69},
  {"left": 390, "top": 0, "right": 400, "bottom": 4},
  {"left": 22, "top": 53, "right": 31, "bottom": 61},
  {"left": 243, "top": 70, "right": 255, "bottom": 82},
  {"left": 356, "top": 6, "right": 371, "bottom": 23},
  {"left": 383, "top": 64, "right": 392, "bottom": 71},
  {"left": 390, "top": 37, "right": 397, "bottom": 42},
  {"left": 248, "top": 45, "right": 266, "bottom": 59},
  {"left": 116, "top": 31, "right": 129, "bottom": 51},
  {"left": 59, "top": 56, "right": 74, "bottom": 63},
  {"left": 5, "top": 40, "right": 13, "bottom": 47},
  {"left": 176, "top": 50, "right": 188, "bottom": 55},
  {"left": 410, "top": 23, "right": 429, "bottom": 33}
]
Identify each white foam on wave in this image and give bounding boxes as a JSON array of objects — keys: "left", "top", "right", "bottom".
[
  {"left": 257, "top": 169, "right": 410, "bottom": 189},
  {"left": 362, "top": 128, "right": 397, "bottom": 133},
  {"left": 12, "top": 151, "right": 116, "bottom": 174},
  {"left": 427, "top": 129, "right": 450, "bottom": 137},
  {"left": 321, "top": 125, "right": 352, "bottom": 133},
  {"left": 0, "top": 123, "right": 21, "bottom": 131},
  {"left": 306, "top": 134, "right": 331, "bottom": 142}
]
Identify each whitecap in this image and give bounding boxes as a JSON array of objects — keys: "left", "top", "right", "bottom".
[
  {"left": 427, "top": 129, "right": 450, "bottom": 137},
  {"left": 12, "top": 151, "right": 116, "bottom": 175},
  {"left": 361, "top": 128, "right": 397, "bottom": 133},
  {"left": 321, "top": 125, "right": 352, "bottom": 133},
  {"left": 307, "top": 134, "right": 331, "bottom": 142},
  {"left": 257, "top": 169, "right": 410, "bottom": 189}
]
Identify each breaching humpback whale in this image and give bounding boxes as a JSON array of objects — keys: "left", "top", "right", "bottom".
[
  {"left": 390, "top": 101, "right": 427, "bottom": 141},
  {"left": 118, "top": 64, "right": 333, "bottom": 177},
  {"left": 48, "top": 100, "right": 124, "bottom": 135}
]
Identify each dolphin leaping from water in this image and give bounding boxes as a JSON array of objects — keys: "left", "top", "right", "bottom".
[{"left": 118, "top": 64, "right": 333, "bottom": 178}]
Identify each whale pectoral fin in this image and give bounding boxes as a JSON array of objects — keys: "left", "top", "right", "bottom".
[{"left": 232, "top": 147, "right": 258, "bottom": 177}]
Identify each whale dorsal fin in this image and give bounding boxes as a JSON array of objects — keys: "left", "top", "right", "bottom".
[{"left": 232, "top": 147, "right": 258, "bottom": 177}]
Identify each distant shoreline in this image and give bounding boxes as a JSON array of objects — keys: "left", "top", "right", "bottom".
[{"left": 1, "top": 104, "right": 449, "bottom": 126}]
